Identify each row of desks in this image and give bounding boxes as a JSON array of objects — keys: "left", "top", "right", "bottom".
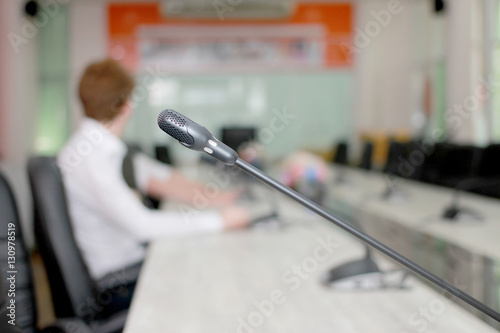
[{"left": 327, "top": 167, "right": 500, "bottom": 261}]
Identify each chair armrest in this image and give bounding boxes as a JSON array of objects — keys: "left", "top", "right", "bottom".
[
  {"left": 41, "top": 310, "right": 128, "bottom": 333},
  {"left": 96, "top": 263, "right": 142, "bottom": 291},
  {"left": 91, "top": 309, "right": 128, "bottom": 333}
]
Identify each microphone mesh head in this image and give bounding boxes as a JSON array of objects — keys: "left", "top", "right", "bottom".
[{"left": 158, "top": 109, "right": 194, "bottom": 145}]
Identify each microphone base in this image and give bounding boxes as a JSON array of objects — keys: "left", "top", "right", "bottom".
[
  {"left": 381, "top": 187, "right": 409, "bottom": 203},
  {"left": 320, "top": 257, "right": 409, "bottom": 291},
  {"left": 442, "top": 206, "right": 483, "bottom": 222},
  {"left": 332, "top": 174, "right": 350, "bottom": 185}
]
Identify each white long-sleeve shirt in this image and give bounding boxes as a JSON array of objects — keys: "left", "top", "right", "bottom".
[{"left": 57, "top": 118, "right": 223, "bottom": 279}]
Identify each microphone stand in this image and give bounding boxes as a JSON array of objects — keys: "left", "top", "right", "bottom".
[
  {"left": 443, "top": 177, "right": 500, "bottom": 221},
  {"left": 381, "top": 174, "right": 409, "bottom": 202},
  {"left": 317, "top": 206, "right": 392, "bottom": 290},
  {"left": 234, "top": 158, "right": 500, "bottom": 322},
  {"left": 332, "top": 165, "right": 349, "bottom": 184}
]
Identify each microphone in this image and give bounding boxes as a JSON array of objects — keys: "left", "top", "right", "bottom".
[
  {"left": 442, "top": 177, "right": 500, "bottom": 221},
  {"left": 157, "top": 109, "right": 238, "bottom": 165},
  {"left": 157, "top": 109, "right": 500, "bottom": 322}
]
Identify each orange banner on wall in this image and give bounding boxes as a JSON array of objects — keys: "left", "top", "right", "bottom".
[{"left": 108, "top": 2, "right": 353, "bottom": 71}]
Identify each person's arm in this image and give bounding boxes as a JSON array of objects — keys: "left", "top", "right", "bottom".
[
  {"left": 133, "top": 153, "right": 240, "bottom": 206},
  {"left": 87, "top": 160, "right": 247, "bottom": 242},
  {"left": 146, "top": 170, "right": 240, "bottom": 206}
]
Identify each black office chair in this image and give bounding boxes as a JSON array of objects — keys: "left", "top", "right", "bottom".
[
  {"left": 155, "top": 145, "right": 173, "bottom": 165},
  {"left": 467, "top": 144, "right": 500, "bottom": 198},
  {"left": 0, "top": 171, "right": 93, "bottom": 333},
  {"left": 383, "top": 140, "right": 428, "bottom": 180},
  {"left": 476, "top": 144, "right": 500, "bottom": 178},
  {"left": 380, "top": 140, "right": 413, "bottom": 199},
  {"left": 123, "top": 145, "right": 160, "bottom": 209},
  {"left": 433, "top": 144, "right": 481, "bottom": 188},
  {"left": 404, "top": 140, "right": 429, "bottom": 181},
  {"left": 420, "top": 142, "right": 450, "bottom": 185},
  {"left": 383, "top": 140, "right": 407, "bottom": 177},
  {"left": 331, "top": 141, "right": 349, "bottom": 165},
  {"left": 28, "top": 157, "right": 140, "bottom": 333},
  {"left": 358, "top": 141, "right": 373, "bottom": 171}
]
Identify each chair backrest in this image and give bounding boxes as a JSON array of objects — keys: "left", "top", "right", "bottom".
[
  {"left": 332, "top": 141, "right": 349, "bottom": 165},
  {"left": 155, "top": 145, "right": 173, "bottom": 165},
  {"left": 477, "top": 144, "right": 500, "bottom": 177},
  {"left": 420, "top": 142, "right": 482, "bottom": 187},
  {"left": 437, "top": 144, "right": 482, "bottom": 188},
  {"left": 420, "top": 142, "right": 449, "bottom": 184},
  {"left": 27, "top": 156, "right": 96, "bottom": 319},
  {"left": 383, "top": 140, "right": 406, "bottom": 176},
  {"left": 358, "top": 141, "right": 373, "bottom": 170},
  {"left": 0, "top": 171, "right": 37, "bottom": 333},
  {"left": 383, "top": 140, "right": 430, "bottom": 180},
  {"left": 123, "top": 146, "right": 160, "bottom": 210},
  {"left": 404, "top": 140, "right": 429, "bottom": 181}
]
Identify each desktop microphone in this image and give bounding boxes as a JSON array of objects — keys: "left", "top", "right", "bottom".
[
  {"left": 157, "top": 109, "right": 500, "bottom": 322},
  {"left": 158, "top": 109, "right": 238, "bottom": 165},
  {"left": 442, "top": 178, "right": 500, "bottom": 221}
]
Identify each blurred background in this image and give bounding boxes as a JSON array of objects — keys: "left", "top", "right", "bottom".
[
  {"left": 2, "top": 0, "right": 500, "bottom": 329},
  {"left": 3, "top": 0, "right": 487, "bottom": 243}
]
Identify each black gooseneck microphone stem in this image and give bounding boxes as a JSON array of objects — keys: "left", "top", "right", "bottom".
[
  {"left": 450, "top": 187, "right": 461, "bottom": 210},
  {"left": 234, "top": 158, "right": 500, "bottom": 322}
]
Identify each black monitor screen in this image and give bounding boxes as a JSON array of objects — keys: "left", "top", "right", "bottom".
[{"left": 221, "top": 128, "right": 256, "bottom": 151}]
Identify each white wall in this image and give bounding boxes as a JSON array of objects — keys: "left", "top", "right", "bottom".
[
  {"left": 353, "top": 0, "right": 417, "bottom": 135},
  {"left": 354, "top": 0, "right": 489, "bottom": 146},
  {"left": 68, "top": 0, "right": 108, "bottom": 130},
  {"left": 445, "top": 0, "right": 485, "bottom": 144},
  {"left": 0, "top": 1, "right": 40, "bottom": 248}
]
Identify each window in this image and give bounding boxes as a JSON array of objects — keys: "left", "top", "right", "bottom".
[
  {"left": 491, "top": 1, "right": 500, "bottom": 140},
  {"left": 35, "top": 5, "right": 70, "bottom": 154}
]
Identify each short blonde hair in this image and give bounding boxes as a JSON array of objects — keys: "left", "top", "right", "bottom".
[{"left": 78, "top": 59, "right": 135, "bottom": 121}]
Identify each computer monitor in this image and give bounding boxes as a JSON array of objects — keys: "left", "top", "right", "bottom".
[{"left": 221, "top": 127, "right": 256, "bottom": 151}]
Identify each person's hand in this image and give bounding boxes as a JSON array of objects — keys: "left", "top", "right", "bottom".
[
  {"left": 209, "top": 188, "right": 242, "bottom": 206},
  {"left": 220, "top": 206, "right": 250, "bottom": 230}
]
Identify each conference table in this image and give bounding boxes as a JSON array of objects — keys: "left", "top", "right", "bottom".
[
  {"left": 123, "top": 164, "right": 499, "bottom": 332},
  {"left": 327, "top": 167, "right": 500, "bottom": 261},
  {"left": 326, "top": 166, "right": 500, "bottom": 324}
]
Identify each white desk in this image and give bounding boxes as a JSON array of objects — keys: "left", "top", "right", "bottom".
[{"left": 124, "top": 176, "right": 498, "bottom": 332}]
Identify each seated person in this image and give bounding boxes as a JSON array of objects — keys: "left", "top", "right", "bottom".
[{"left": 58, "top": 59, "right": 250, "bottom": 285}]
